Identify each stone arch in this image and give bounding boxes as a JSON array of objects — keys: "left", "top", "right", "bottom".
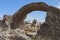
[
  {"left": 10, "top": 2, "right": 60, "bottom": 40},
  {"left": 11, "top": 2, "right": 49, "bottom": 29}
]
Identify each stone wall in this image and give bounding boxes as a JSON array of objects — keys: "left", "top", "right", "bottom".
[{"left": 36, "top": 6, "right": 60, "bottom": 40}]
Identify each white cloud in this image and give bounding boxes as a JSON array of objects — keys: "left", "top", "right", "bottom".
[
  {"left": 0, "top": 15, "right": 3, "bottom": 20},
  {"left": 0, "top": 17, "right": 3, "bottom": 20},
  {"left": 57, "top": 6, "right": 60, "bottom": 9},
  {"left": 56, "top": 3, "right": 60, "bottom": 9}
]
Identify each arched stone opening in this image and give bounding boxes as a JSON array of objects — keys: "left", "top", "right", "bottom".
[
  {"left": 11, "top": 2, "right": 49, "bottom": 29},
  {"left": 25, "top": 11, "right": 47, "bottom": 23}
]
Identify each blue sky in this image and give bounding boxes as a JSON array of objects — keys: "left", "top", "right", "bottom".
[{"left": 0, "top": 0, "right": 60, "bottom": 23}]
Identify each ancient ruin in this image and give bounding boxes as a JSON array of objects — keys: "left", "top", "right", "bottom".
[
  {"left": 11, "top": 2, "right": 48, "bottom": 29},
  {"left": 0, "top": 2, "right": 60, "bottom": 40}
]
